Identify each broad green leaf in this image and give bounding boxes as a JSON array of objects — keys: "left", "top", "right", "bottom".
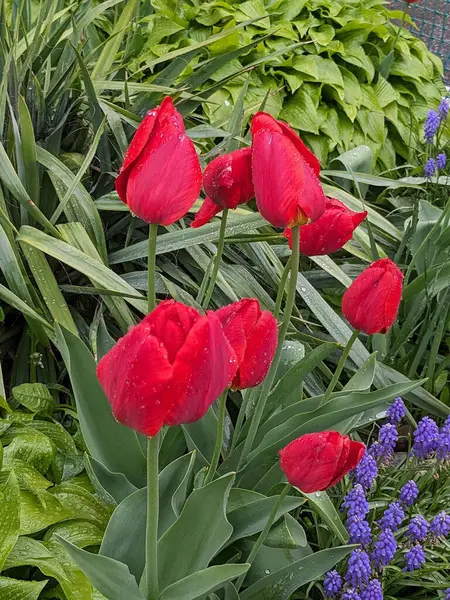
[
  {"left": 86, "top": 456, "right": 138, "bottom": 505},
  {"left": 240, "top": 546, "right": 354, "bottom": 600},
  {"left": 0, "top": 471, "right": 20, "bottom": 570},
  {"left": 8, "top": 459, "right": 51, "bottom": 492},
  {"left": 20, "top": 490, "right": 71, "bottom": 535},
  {"left": 49, "top": 483, "right": 112, "bottom": 529},
  {"left": 160, "top": 564, "right": 250, "bottom": 600},
  {"left": 264, "top": 513, "right": 307, "bottom": 549},
  {"left": 12, "top": 383, "right": 54, "bottom": 415},
  {"left": 4, "top": 537, "right": 68, "bottom": 587},
  {"left": 302, "top": 490, "right": 348, "bottom": 543},
  {"left": 159, "top": 451, "right": 196, "bottom": 534},
  {"left": 343, "top": 353, "right": 377, "bottom": 392},
  {"left": 4, "top": 431, "right": 56, "bottom": 474},
  {"left": 158, "top": 473, "right": 235, "bottom": 590},
  {"left": 44, "top": 520, "right": 104, "bottom": 548},
  {"left": 57, "top": 537, "right": 144, "bottom": 600},
  {"left": 183, "top": 407, "right": 218, "bottom": 467},
  {"left": 0, "top": 576, "right": 47, "bottom": 600},
  {"left": 44, "top": 539, "right": 94, "bottom": 600},
  {"left": 54, "top": 324, "right": 146, "bottom": 487}
]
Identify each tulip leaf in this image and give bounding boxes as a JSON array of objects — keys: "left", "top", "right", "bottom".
[
  {"left": 302, "top": 490, "right": 348, "bottom": 544},
  {"left": 160, "top": 564, "right": 250, "bottom": 600},
  {"left": 158, "top": 473, "right": 235, "bottom": 590},
  {"left": 56, "top": 537, "right": 145, "bottom": 600},
  {"left": 54, "top": 324, "right": 147, "bottom": 488},
  {"left": 240, "top": 546, "right": 354, "bottom": 600},
  {"left": 85, "top": 455, "right": 138, "bottom": 505},
  {"left": 183, "top": 407, "right": 218, "bottom": 466},
  {"left": 343, "top": 352, "right": 377, "bottom": 392},
  {"left": 159, "top": 451, "right": 196, "bottom": 532},
  {"left": 264, "top": 514, "right": 307, "bottom": 549}
]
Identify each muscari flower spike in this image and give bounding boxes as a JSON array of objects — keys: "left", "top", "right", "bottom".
[
  {"left": 424, "top": 110, "right": 440, "bottom": 141},
  {"left": 404, "top": 544, "right": 425, "bottom": 571},
  {"left": 386, "top": 397, "right": 406, "bottom": 425},
  {"left": 342, "top": 591, "right": 362, "bottom": 600},
  {"left": 361, "top": 579, "right": 383, "bottom": 600},
  {"left": 342, "top": 484, "right": 369, "bottom": 518},
  {"left": 436, "top": 153, "right": 447, "bottom": 170},
  {"left": 407, "top": 515, "right": 429, "bottom": 542},
  {"left": 438, "top": 98, "right": 449, "bottom": 120},
  {"left": 345, "top": 549, "right": 372, "bottom": 588},
  {"left": 430, "top": 511, "right": 450, "bottom": 538},
  {"left": 424, "top": 158, "right": 436, "bottom": 178},
  {"left": 371, "top": 528, "right": 397, "bottom": 569},
  {"left": 412, "top": 416, "right": 439, "bottom": 459},
  {"left": 353, "top": 451, "right": 378, "bottom": 489},
  {"left": 399, "top": 480, "right": 419, "bottom": 506},
  {"left": 378, "top": 501, "right": 405, "bottom": 532},
  {"left": 371, "top": 423, "right": 397, "bottom": 461},
  {"left": 324, "top": 570, "right": 342, "bottom": 598},
  {"left": 348, "top": 517, "right": 372, "bottom": 547}
]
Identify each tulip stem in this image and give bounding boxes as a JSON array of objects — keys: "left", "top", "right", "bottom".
[
  {"left": 274, "top": 256, "right": 292, "bottom": 319},
  {"left": 321, "top": 329, "right": 360, "bottom": 405},
  {"left": 237, "top": 225, "right": 300, "bottom": 471},
  {"left": 148, "top": 223, "right": 158, "bottom": 313},
  {"left": 204, "top": 389, "right": 228, "bottom": 485},
  {"left": 146, "top": 433, "right": 160, "bottom": 600},
  {"left": 235, "top": 483, "right": 291, "bottom": 591},
  {"left": 202, "top": 208, "right": 228, "bottom": 309}
]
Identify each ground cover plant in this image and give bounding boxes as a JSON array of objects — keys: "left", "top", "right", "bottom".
[{"left": 1, "top": 0, "right": 450, "bottom": 599}]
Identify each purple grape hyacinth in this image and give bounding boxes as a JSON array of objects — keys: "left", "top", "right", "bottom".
[
  {"left": 324, "top": 570, "right": 342, "bottom": 598},
  {"left": 424, "top": 110, "right": 440, "bottom": 141},
  {"left": 404, "top": 544, "right": 426, "bottom": 571},
  {"left": 353, "top": 451, "right": 378, "bottom": 489},
  {"left": 444, "top": 588, "right": 450, "bottom": 600},
  {"left": 342, "top": 484, "right": 369, "bottom": 519},
  {"left": 361, "top": 579, "right": 383, "bottom": 600},
  {"left": 436, "top": 153, "right": 447, "bottom": 170},
  {"left": 345, "top": 549, "right": 372, "bottom": 588},
  {"left": 437, "top": 417, "right": 450, "bottom": 460},
  {"left": 378, "top": 502, "right": 405, "bottom": 532},
  {"left": 370, "top": 423, "right": 397, "bottom": 461},
  {"left": 424, "top": 158, "right": 436, "bottom": 178},
  {"left": 399, "top": 480, "right": 419, "bottom": 506},
  {"left": 342, "top": 591, "right": 362, "bottom": 600},
  {"left": 439, "top": 98, "right": 449, "bottom": 120},
  {"left": 430, "top": 511, "right": 450, "bottom": 538},
  {"left": 371, "top": 528, "right": 397, "bottom": 568},
  {"left": 407, "top": 515, "right": 429, "bottom": 542},
  {"left": 348, "top": 517, "right": 372, "bottom": 546},
  {"left": 386, "top": 397, "right": 406, "bottom": 425},
  {"left": 412, "top": 417, "right": 439, "bottom": 459}
]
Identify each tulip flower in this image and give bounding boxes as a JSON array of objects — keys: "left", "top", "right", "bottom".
[
  {"left": 283, "top": 198, "right": 367, "bottom": 256},
  {"left": 279, "top": 432, "right": 365, "bottom": 493},
  {"left": 97, "top": 300, "right": 237, "bottom": 436},
  {"left": 115, "top": 97, "right": 202, "bottom": 225},
  {"left": 214, "top": 298, "right": 278, "bottom": 389},
  {"left": 191, "top": 148, "right": 254, "bottom": 228},
  {"left": 342, "top": 258, "right": 403, "bottom": 335},
  {"left": 251, "top": 112, "right": 326, "bottom": 228}
]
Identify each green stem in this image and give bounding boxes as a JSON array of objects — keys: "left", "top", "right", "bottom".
[
  {"left": 235, "top": 483, "right": 291, "bottom": 591},
  {"left": 321, "top": 329, "right": 359, "bottom": 405},
  {"left": 202, "top": 208, "right": 228, "bottom": 309},
  {"left": 204, "top": 389, "right": 228, "bottom": 485},
  {"left": 274, "top": 256, "right": 292, "bottom": 319},
  {"left": 146, "top": 433, "right": 160, "bottom": 600},
  {"left": 237, "top": 225, "right": 300, "bottom": 471},
  {"left": 392, "top": 6, "right": 408, "bottom": 49},
  {"left": 148, "top": 223, "right": 158, "bottom": 313}
]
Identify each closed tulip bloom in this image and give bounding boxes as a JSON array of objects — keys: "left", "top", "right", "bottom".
[
  {"left": 191, "top": 148, "right": 254, "bottom": 228},
  {"left": 342, "top": 258, "right": 403, "bottom": 335},
  {"left": 115, "top": 97, "right": 202, "bottom": 225},
  {"left": 214, "top": 298, "right": 278, "bottom": 389},
  {"left": 279, "top": 432, "right": 365, "bottom": 493},
  {"left": 283, "top": 198, "right": 367, "bottom": 256},
  {"left": 251, "top": 112, "right": 326, "bottom": 228},
  {"left": 97, "top": 300, "right": 237, "bottom": 436}
]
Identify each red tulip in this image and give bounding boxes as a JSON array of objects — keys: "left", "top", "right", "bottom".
[
  {"left": 279, "top": 432, "right": 365, "bottom": 493},
  {"left": 115, "top": 97, "right": 202, "bottom": 225},
  {"left": 283, "top": 198, "right": 367, "bottom": 256},
  {"left": 96, "top": 300, "right": 237, "bottom": 436},
  {"left": 191, "top": 148, "right": 254, "bottom": 228},
  {"left": 251, "top": 112, "right": 326, "bottom": 228},
  {"left": 214, "top": 299, "right": 278, "bottom": 389},
  {"left": 342, "top": 258, "right": 403, "bottom": 335}
]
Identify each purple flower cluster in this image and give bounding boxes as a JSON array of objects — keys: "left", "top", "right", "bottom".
[
  {"left": 399, "top": 480, "right": 418, "bottom": 506},
  {"left": 378, "top": 502, "right": 405, "bottom": 532},
  {"left": 424, "top": 110, "right": 440, "bottom": 141},
  {"left": 424, "top": 158, "right": 436, "bottom": 178},
  {"left": 342, "top": 591, "right": 361, "bottom": 600},
  {"left": 353, "top": 451, "right": 378, "bottom": 489},
  {"left": 348, "top": 517, "right": 372, "bottom": 546},
  {"left": 430, "top": 511, "right": 450, "bottom": 538},
  {"left": 407, "top": 516, "right": 429, "bottom": 542},
  {"left": 437, "top": 416, "right": 450, "bottom": 460},
  {"left": 404, "top": 544, "right": 426, "bottom": 571},
  {"left": 361, "top": 579, "right": 383, "bottom": 600},
  {"left": 386, "top": 397, "right": 406, "bottom": 424},
  {"left": 370, "top": 424, "right": 397, "bottom": 461},
  {"left": 412, "top": 417, "right": 439, "bottom": 459},
  {"left": 324, "top": 570, "right": 342, "bottom": 597},
  {"left": 436, "top": 153, "right": 447, "bottom": 171},
  {"left": 342, "top": 485, "right": 369, "bottom": 518},
  {"left": 345, "top": 550, "right": 372, "bottom": 588},
  {"left": 439, "top": 97, "right": 450, "bottom": 120},
  {"left": 371, "top": 528, "right": 396, "bottom": 568}
]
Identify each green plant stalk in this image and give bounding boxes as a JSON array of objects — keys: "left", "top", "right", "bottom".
[
  {"left": 237, "top": 225, "right": 300, "bottom": 471},
  {"left": 202, "top": 208, "right": 228, "bottom": 309},
  {"left": 146, "top": 222, "right": 159, "bottom": 600},
  {"left": 320, "top": 329, "right": 359, "bottom": 405},
  {"left": 204, "top": 389, "right": 228, "bottom": 485},
  {"left": 146, "top": 433, "right": 160, "bottom": 600},
  {"left": 274, "top": 256, "right": 291, "bottom": 319},
  {"left": 235, "top": 483, "right": 291, "bottom": 591},
  {"left": 148, "top": 224, "right": 158, "bottom": 313}
]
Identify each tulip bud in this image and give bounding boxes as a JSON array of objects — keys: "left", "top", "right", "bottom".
[
  {"left": 97, "top": 300, "right": 237, "bottom": 436},
  {"left": 279, "top": 432, "right": 365, "bottom": 493},
  {"left": 115, "top": 97, "right": 202, "bottom": 226},
  {"left": 251, "top": 112, "right": 326, "bottom": 228},
  {"left": 191, "top": 148, "right": 254, "bottom": 228},
  {"left": 342, "top": 258, "right": 403, "bottom": 335},
  {"left": 283, "top": 198, "right": 367, "bottom": 256},
  {"left": 214, "top": 298, "right": 278, "bottom": 389}
]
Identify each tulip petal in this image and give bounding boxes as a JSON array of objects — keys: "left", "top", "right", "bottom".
[
  {"left": 277, "top": 120, "right": 321, "bottom": 177},
  {"left": 235, "top": 310, "right": 278, "bottom": 389},
  {"left": 115, "top": 107, "right": 160, "bottom": 203},
  {"left": 97, "top": 321, "right": 173, "bottom": 437},
  {"left": 149, "top": 300, "right": 199, "bottom": 364},
  {"left": 125, "top": 98, "right": 202, "bottom": 225},
  {"left": 203, "top": 147, "right": 254, "bottom": 210},
  {"left": 165, "top": 313, "right": 237, "bottom": 426},
  {"left": 190, "top": 197, "right": 222, "bottom": 228}
]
